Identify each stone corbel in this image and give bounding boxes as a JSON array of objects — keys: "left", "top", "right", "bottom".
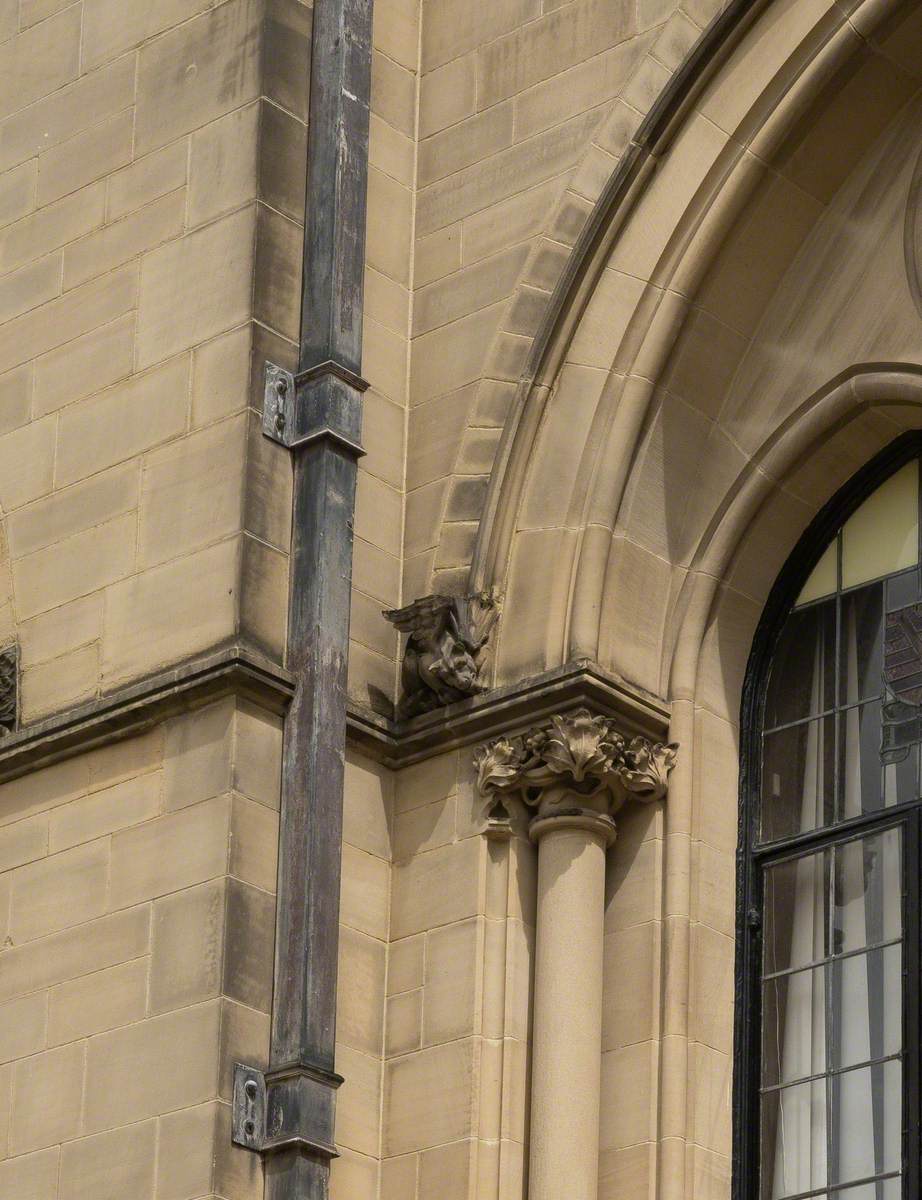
[
  {"left": 475, "top": 707, "right": 676, "bottom": 1200},
  {"left": 0, "top": 644, "right": 19, "bottom": 737},
  {"left": 383, "top": 592, "right": 497, "bottom": 719}
]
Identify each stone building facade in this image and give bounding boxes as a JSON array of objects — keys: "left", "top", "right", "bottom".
[{"left": 2, "top": 0, "right": 922, "bottom": 1197}]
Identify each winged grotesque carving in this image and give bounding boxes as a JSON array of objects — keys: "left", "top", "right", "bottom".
[
  {"left": 0, "top": 644, "right": 18, "bottom": 736},
  {"left": 383, "top": 593, "right": 497, "bottom": 719}
]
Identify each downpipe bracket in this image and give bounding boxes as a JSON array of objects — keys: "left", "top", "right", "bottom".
[
  {"left": 232, "top": 1062, "right": 344, "bottom": 1159},
  {"left": 263, "top": 360, "right": 368, "bottom": 457}
]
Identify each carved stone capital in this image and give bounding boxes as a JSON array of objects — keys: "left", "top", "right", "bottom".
[{"left": 474, "top": 707, "right": 677, "bottom": 841}]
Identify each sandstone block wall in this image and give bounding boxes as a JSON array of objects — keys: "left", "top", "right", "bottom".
[
  {"left": 0, "top": 0, "right": 316, "bottom": 722},
  {"left": 370, "top": 751, "right": 534, "bottom": 1200},
  {"left": 331, "top": 752, "right": 394, "bottom": 1199},
  {"left": 0, "top": 714, "right": 404, "bottom": 1200},
  {"left": 346, "top": 0, "right": 727, "bottom": 713},
  {"left": 0, "top": 0, "right": 821, "bottom": 1197},
  {"left": 0, "top": 697, "right": 283, "bottom": 1200}
]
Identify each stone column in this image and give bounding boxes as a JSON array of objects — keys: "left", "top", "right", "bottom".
[
  {"left": 529, "top": 809, "right": 611, "bottom": 1200},
  {"left": 476, "top": 710, "right": 676, "bottom": 1200}
]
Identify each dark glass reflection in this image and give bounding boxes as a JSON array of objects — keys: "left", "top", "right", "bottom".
[
  {"left": 766, "top": 601, "right": 836, "bottom": 729},
  {"left": 762, "top": 717, "right": 835, "bottom": 842},
  {"left": 759, "top": 830, "right": 904, "bottom": 1200},
  {"left": 838, "top": 703, "right": 883, "bottom": 822},
  {"left": 840, "top": 584, "right": 883, "bottom": 707},
  {"left": 886, "top": 568, "right": 920, "bottom": 613},
  {"left": 764, "top": 850, "right": 828, "bottom": 976},
  {"left": 883, "top": 601, "right": 922, "bottom": 771},
  {"left": 883, "top": 740, "right": 919, "bottom": 808}
]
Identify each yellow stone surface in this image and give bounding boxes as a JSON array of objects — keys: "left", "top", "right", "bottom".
[{"left": 0, "top": 1, "right": 919, "bottom": 1197}]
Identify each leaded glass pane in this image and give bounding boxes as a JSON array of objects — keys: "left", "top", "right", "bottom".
[
  {"left": 764, "top": 850, "right": 829, "bottom": 976},
  {"left": 762, "top": 717, "right": 835, "bottom": 842},
  {"left": 841, "top": 461, "right": 918, "bottom": 589},
  {"left": 766, "top": 600, "right": 836, "bottom": 729},
  {"left": 838, "top": 703, "right": 883, "bottom": 821},
  {"left": 840, "top": 584, "right": 883, "bottom": 707},
  {"left": 761, "top": 469, "right": 922, "bottom": 845},
  {"left": 798, "top": 541, "right": 838, "bottom": 606},
  {"left": 759, "top": 830, "right": 904, "bottom": 1200},
  {"left": 832, "top": 1060, "right": 902, "bottom": 1187},
  {"left": 762, "top": 962, "right": 827, "bottom": 1088},
  {"left": 832, "top": 829, "right": 901, "bottom": 955},
  {"left": 761, "top": 1077, "right": 827, "bottom": 1199},
  {"left": 755, "top": 460, "right": 918, "bottom": 1200}
]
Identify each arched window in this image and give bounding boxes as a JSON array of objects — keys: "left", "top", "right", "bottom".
[{"left": 736, "top": 437, "right": 922, "bottom": 1200}]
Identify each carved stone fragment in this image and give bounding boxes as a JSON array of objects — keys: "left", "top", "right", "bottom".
[
  {"left": 474, "top": 707, "right": 677, "bottom": 831},
  {"left": 383, "top": 592, "right": 497, "bottom": 719},
  {"left": 0, "top": 644, "right": 18, "bottom": 736}
]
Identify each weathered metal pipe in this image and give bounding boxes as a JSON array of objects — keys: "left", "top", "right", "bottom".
[{"left": 233, "top": 0, "right": 374, "bottom": 1196}]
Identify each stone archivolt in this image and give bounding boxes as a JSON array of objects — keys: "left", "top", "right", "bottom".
[{"left": 475, "top": 706, "right": 677, "bottom": 834}]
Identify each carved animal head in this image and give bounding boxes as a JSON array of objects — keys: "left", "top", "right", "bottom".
[
  {"left": 430, "top": 611, "right": 481, "bottom": 693},
  {"left": 383, "top": 592, "right": 498, "bottom": 714}
]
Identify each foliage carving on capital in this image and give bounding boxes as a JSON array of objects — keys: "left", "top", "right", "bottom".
[{"left": 474, "top": 708, "right": 677, "bottom": 825}]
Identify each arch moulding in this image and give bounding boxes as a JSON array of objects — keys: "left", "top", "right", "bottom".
[{"left": 452, "top": 0, "right": 922, "bottom": 690}]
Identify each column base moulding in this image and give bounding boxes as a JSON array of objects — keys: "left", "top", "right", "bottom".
[
  {"left": 528, "top": 809, "right": 617, "bottom": 845},
  {"left": 346, "top": 658, "right": 671, "bottom": 768},
  {"left": 0, "top": 643, "right": 295, "bottom": 785}
]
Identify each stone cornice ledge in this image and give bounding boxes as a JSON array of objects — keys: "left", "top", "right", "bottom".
[
  {"left": 0, "top": 645, "right": 296, "bottom": 786},
  {"left": 346, "top": 659, "right": 671, "bottom": 769},
  {"left": 0, "top": 653, "right": 668, "bottom": 783}
]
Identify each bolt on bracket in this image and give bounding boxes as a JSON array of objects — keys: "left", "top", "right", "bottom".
[
  {"left": 232, "top": 1064, "right": 267, "bottom": 1152},
  {"left": 262, "top": 363, "right": 295, "bottom": 446}
]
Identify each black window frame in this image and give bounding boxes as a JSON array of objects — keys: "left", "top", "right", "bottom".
[{"left": 734, "top": 432, "right": 922, "bottom": 1200}]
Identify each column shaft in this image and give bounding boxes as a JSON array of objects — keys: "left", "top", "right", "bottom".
[
  {"left": 473, "top": 708, "right": 676, "bottom": 1200},
  {"left": 529, "top": 822, "right": 608, "bottom": 1200}
]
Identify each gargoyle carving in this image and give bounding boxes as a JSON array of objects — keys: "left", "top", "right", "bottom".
[
  {"left": 474, "top": 707, "right": 677, "bottom": 825},
  {"left": 0, "top": 644, "right": 18, "bottom": 736},
  {"left": 383, "top": 593, "right": 497, "bottom": 719}
]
